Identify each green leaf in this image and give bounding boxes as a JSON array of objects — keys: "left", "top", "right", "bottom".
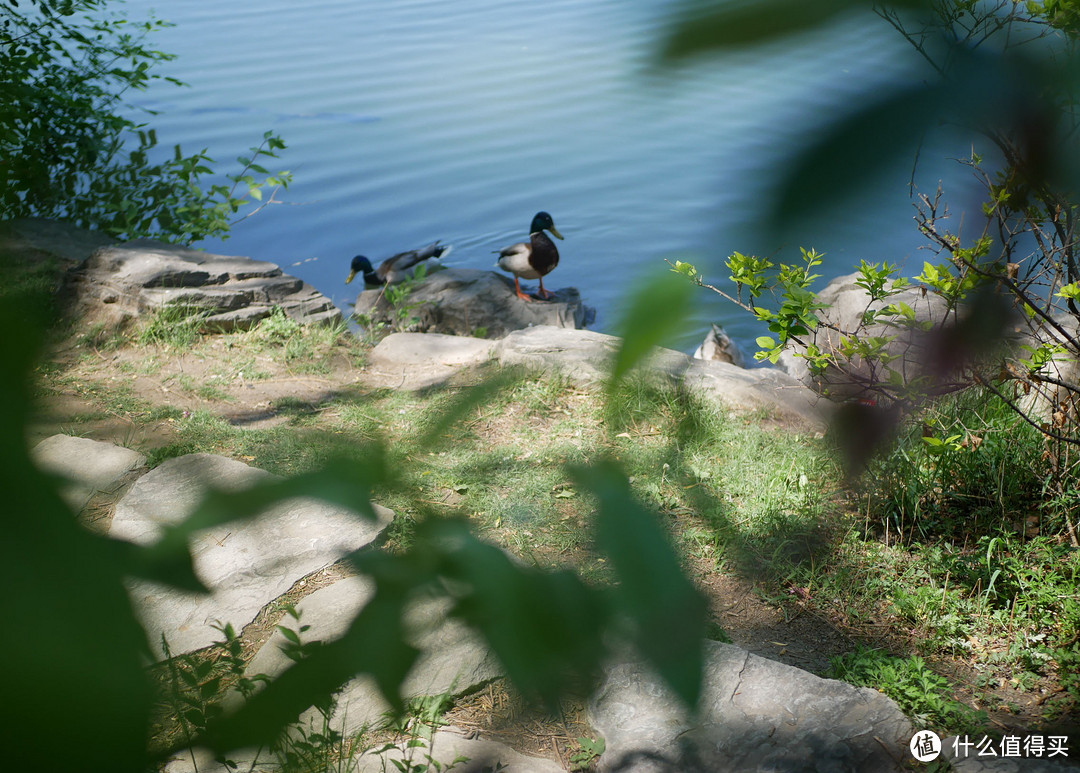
[
  {"left": 572, "top": 461, "right": 705, "bottom": 707},
  {"left": 609, "top": 271, "right": 695, "bottom": 391},
  {"left": 660, "top": 0, "right": 932, "bottom": 60},
  {"left": 413, "top": 519, "right": 609, "bottom": 708},
  {"left": 276, "top": 625, "right": 302, "bottom": 645},
  {"left": 670, "top": 260, "right": 702, "bottom": 284}
]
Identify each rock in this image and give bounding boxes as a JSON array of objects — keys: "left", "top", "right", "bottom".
[
  {"left": 216, "top": 574, "right": 502, "bottom": 758},
  {"left": 494, "top": 326, "right": 829, "bottom": 430},
  {"left": 940, "top": 735, "right": 1078, "bottom": 772},
  {"left": 692, "top": 323, "right": 745, "bottom": 367},
  {"left": 63, "top": 237, "right": 341, "bottom": 331},
  {"left": 318, "top": 592, "right": 503, "bottom": 737},
  {"left": 493, "top": 325, "right": 620, "bottom": 384},
  {"left": 242, "top": 575, "right": 376, "bottom": 682},
  {"left": 590, "top": 641, "right": 913, "bottom": 772},
  {"left": 776, "top": 271, "right": 948, "bottom": 402},
  {"left": 109, "top": 453, "right": 393, "bottom": 657},
  {"left": 353, "top": 267, "right": 594, "bottom": 339},
  {"left": 0, "top": 217, "right": 118, "bottom": 264},
  {"left": 168, "top": 727, "right": 564, "bottom": 773},
  {"left": 240, "top": 576, "right": 502, "bottom": 737},
  {"left": 365, "top": 331, "right": 497, "bottom": 390},
  {"left": 1017, "top": 314, "right": 1080, "bottom": 423},
  {"left": 348, "top": 728, "right": 565, "bottom": 773},
  {"left": 31, "top": 434, "right": 146, "bottom": 513}
]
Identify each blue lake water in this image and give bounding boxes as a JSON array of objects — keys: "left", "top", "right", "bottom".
[{"left": 123, "top": 0, "right": 984, "bottom": 354}]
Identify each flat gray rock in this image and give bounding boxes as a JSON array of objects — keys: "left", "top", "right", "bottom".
[
  {"left": 229, "top": 576, "right": 502, "bottom": 746},
  {"left": 590, "top": 641, "right": 913, "bottom": 773},
  {"left": 167, "top": 728, "right": 563, "bottom": 773},
  {"left": 109, "top": 453, "right": 393, "bottom": 658},
  {"left": 324, "top": 593, "right": 503, "bottom": 737},
  {"left": 0, "top": 217, "right": 118, "bottom": 263},
  {"left": 354, "top": 268, "right": 593, "bottom": 339},
  {"left": 31, "top": 434, "right": 146, "bottom": 512},
  {"left": 365, "top": 332, "right": 497, "bottom": 390},
  {"left": 243, "top": 575, "right": 376, "bottom": 682},
  {"left": 348, "top": 728, "right": 565, "bottom": 773},
  {"left": 495, "top": 326, "right": 829, "bottom": 429},
  {"left": 66, "top": 238, "right": 342, "bottom": 331},
  {"left": 941, "top": 735, "right": 1078, "bottom": 772}
]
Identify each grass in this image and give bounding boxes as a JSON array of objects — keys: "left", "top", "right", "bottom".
[
  {"left": 28, "top": 285, "right": 1080, "bottom": 757},
  {"left": 830, "top": 646, "right": 988, "bottom": 733}
]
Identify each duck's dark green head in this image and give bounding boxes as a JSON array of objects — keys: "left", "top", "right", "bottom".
[
  {"left": 346, "top": 255, "right": 374, "bottom": 284},
  {"left": 530, "top": 211, "right": 563, "bottom": 240}
]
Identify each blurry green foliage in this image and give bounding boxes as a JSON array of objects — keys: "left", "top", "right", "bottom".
[{"left": 4, "top": 272, "right": 705, "bottom": 769}]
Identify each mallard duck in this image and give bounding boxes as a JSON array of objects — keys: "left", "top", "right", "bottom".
[
  {"left": 495, "top": 211, "right": 563, "bottom": 301},
  {"left": 346, "top": 241, "right": 452, "bottom": 285}
]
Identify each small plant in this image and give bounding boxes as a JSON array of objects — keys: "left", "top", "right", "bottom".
[
  {"left": 830, "top": 647, "right": 986, "bottom": 733},
  {"left": 354, "top": 264, "right": 433, "bottom": 342},
  {"left": 256, "top": 306, "right": 305, "bottom": 342},
  {"left": 138, "top": 304, "right": 210, "bottom": 349},
  {"left": 373, "top": 693, "right": 468, "bottom": 773},
  {"left": 252, "top": 307, "right": 352, "bottom": 375},
  {"left": 568, "top": 736, "right": 605, "bottom": 771}
]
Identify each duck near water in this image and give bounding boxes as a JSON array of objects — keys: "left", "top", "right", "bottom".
[
  {"left": 496, "top": 211, "right": 563, "bottom": 301},
  {"left": 346, "top": 241, "right": 452, "bottom": 286}
]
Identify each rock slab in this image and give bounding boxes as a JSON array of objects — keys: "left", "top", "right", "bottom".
[
  {"left": 110, "top": 453, "right": 393, "bottom": 657},
  {"left": 590, "top": 641, "right": 914, "bottom": 772},
  {"left": 365, "top": 331, "right": 497, "bottom": 390},
  {"left": 242, "top": 575, "right": 503, "bottom": 737},
  {"left": 348, "top": 728, "right": 565, "bottom": 773},
  {"left": 68, "top": 238, "right": 342, "bottom": 331},
  {"left": 493, "top": 326, "right": 829, "bottom": 429},
  {"left": 32, "top": 434, "right": 146, "bottom": 512}
]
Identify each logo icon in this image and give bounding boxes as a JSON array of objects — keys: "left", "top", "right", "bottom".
[{"left": 910, "top": 730, "right": 942, "bottom": 762}]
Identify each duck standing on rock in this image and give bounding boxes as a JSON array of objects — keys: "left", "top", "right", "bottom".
[
  {"left": 346, "top": 242, "right": 452, "bottom": 286},
  {"left": 496, "top": 211, "right": 563, "bottom": 301}
]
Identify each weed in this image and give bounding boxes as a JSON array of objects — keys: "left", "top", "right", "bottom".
[
  {"left": 568, "top": 736, "right": 605, "bottom": 771},
  {"left": 830, "top": 647, "right": 987, "bottom": 733},
  {"left": 353, "top": 264, "right": 434, "bottom": 342},
  {"left": 138, "top": 304, "right": 210, "bottom": 349},
  {"left": 251, "top": 307, "right": 354, "bottom": 375}
]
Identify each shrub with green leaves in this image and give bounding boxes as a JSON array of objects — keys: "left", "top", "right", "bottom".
[{"left": 0, "top": 0, "right": 290, "bottom": 243}]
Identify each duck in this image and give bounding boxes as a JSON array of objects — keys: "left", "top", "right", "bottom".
[
  {"left": 346, "top": 241, "right": 452, "bottom": 286},
  {"left": 495, "top": 211, "right": 563, "bottom": 301}
]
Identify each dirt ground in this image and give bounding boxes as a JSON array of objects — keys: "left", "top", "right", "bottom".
[{"left": 30, "top": 322, "right": 1080, "bottom": 768}]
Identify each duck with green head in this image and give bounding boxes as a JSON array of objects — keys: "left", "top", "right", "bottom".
[
  {"left": 495, "top": 211, "right": 563, "bottom": 301},
  {"left": 346, "top": 241, "right": 452, "bottom": 286}
]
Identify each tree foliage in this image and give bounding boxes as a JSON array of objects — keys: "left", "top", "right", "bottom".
[
  {"left": 666, "top": 0, "right": 1080, "bottom": 544},
  {"left": 0, "top": 0, "right": 291, "bottom": 243}
]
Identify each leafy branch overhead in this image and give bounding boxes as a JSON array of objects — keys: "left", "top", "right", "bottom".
[
  {"left": 661, "top": 0, "right": 1080, "bottom": 229},
  {"left": 0, "top": 1, "right": 290, "bottom": 243}
]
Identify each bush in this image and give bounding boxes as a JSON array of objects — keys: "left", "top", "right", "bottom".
[{"left": 0, "top": 0, "right": 291, "bottom": 243}]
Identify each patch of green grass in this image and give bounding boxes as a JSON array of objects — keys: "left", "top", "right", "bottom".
[
  {"left": 866, "top": 388, "right": 1051, "bottom": 543},
  {"left": 245, "top": 308, "right": 357, "bottom": 376},
  {"left": 830, "top": 646, "right": 987, "bottom": 733},
  {"left": 137, "top": 304, "right": 211, "bottom": 350}
]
